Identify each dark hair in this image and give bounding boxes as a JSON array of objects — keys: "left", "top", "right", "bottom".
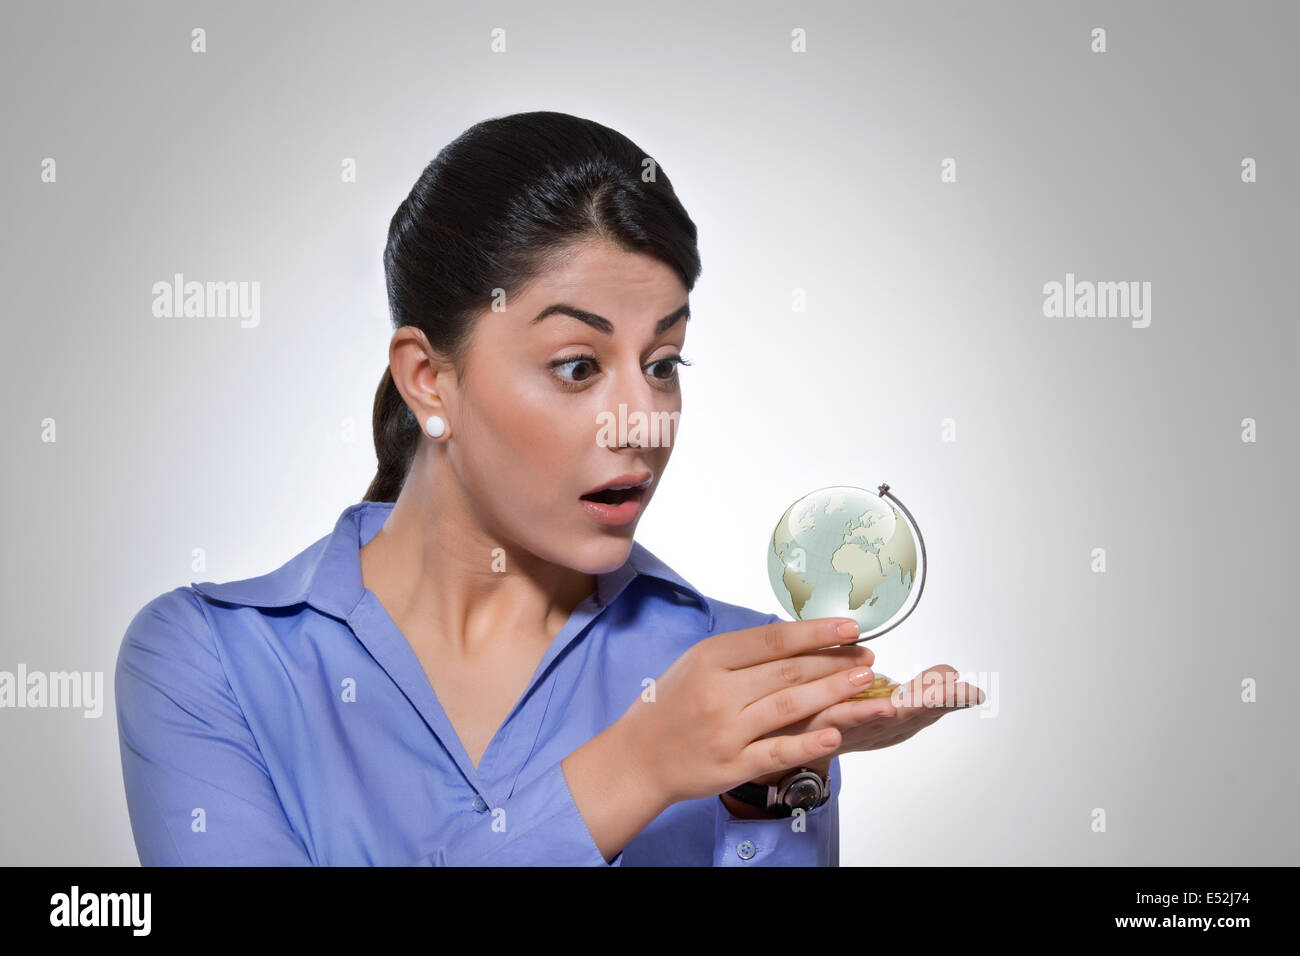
[{"left": 362, "top": 111, "right": 702, "bottom": 503}]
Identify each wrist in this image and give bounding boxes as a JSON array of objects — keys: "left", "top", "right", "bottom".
[
  {"left": 721, "top": 757, "right": 834, "bottom": 818},
  {"left": 746, "top": 755, "right": 833, "bottom": 788},
  {"left": 602, "top": 712, "right": 675, "bottom": 817},
  {"left": 563, "top": 719, "right": 672, "bottom": 862}
]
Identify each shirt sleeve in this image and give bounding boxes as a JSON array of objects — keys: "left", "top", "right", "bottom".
[
  {"left": 115, "top": 587, "right": 315, "bottom": 866},
  {"left": 711, "top": 756, "right": 841, "bottom": 866},
  {"left": 404, "top": 758, "right": 625, "bottom": 866}
]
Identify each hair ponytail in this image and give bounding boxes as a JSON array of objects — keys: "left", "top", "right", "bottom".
[{"left": 362, "top": 367, "right": 421, "bottom": 502}]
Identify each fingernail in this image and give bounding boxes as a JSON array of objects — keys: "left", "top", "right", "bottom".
[
  {"left": 848, "top": 668, "right": 873, "bottom": 685},
  {"left": 836, "top": 620, "right": 860, "bottom": 639}
]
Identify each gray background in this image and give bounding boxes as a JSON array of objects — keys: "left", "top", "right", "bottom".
[{"left": 1, "top": 0, "right": 1295, "bottom": 865}]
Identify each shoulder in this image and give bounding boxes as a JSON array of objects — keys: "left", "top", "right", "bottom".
[
  {"left": 625, "top": 539, "right": 778, "bottom": 636},
  {"left": 701, "top": 595, "right": 781, "bottom": 635},
  {"left": 116, "top": 586, "right": 227, "bottom": 687},
  {"left": 186, "top": 530, "right": 334, "bottom": 611},
  {"left": 115, "top": 586, "right": 234, "bottom": 728}
]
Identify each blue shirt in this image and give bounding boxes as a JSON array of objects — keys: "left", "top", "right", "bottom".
[{"left": 115, "top": 500, "right": 840, "bottom": 866}]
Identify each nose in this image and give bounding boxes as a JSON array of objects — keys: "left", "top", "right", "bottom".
[{"left": 603, "top": 360, "right": 678, "bottom": 451}]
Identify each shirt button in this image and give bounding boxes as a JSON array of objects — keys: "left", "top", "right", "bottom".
[
  {"left": 736, "top": 840, "right": 756, "bottom": 861},
  {"left": 471, "top": 795, "right": 488, "bottom": 813}
]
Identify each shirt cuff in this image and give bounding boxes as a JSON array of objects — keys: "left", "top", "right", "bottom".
[
  {"left": 712, "top": 757, "right": 841, "bottom": 866},
  {"left": 408, "top": 757, "right": 624, "bottom": 866}
]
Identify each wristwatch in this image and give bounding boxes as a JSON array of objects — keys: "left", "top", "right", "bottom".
[{"left": 725, "top": 767, "right": 831, "bottom": 817}]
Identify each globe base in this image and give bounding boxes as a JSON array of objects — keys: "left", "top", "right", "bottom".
[{"left": 848, "top": 673, "right": 900, "bottom": 701}]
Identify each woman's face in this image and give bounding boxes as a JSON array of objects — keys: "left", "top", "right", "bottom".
[{"left": 436, "top": 239, "right": 690, "bottom": 575}]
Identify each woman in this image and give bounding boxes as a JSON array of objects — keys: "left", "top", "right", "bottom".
[{"left": 115, "top": 111, "right": 982, "bottom": 866}]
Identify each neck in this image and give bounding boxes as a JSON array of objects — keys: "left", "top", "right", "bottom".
[{"left": 359, "top": 458, "right": 598, "bottom": 656}]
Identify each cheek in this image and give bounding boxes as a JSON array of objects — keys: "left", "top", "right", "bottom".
[{"left": 464, "top": 381, "right": 583, "bottom": 497}]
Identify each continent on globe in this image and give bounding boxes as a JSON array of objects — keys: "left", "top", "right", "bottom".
[{"left": 767, "top": 485, "right": 921, "bottom": 637}]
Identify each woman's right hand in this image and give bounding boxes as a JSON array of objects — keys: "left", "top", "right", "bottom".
[{"left": 615, "top": 616, "right": 877, "bottom": 809}]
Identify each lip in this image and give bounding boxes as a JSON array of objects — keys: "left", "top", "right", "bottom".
[
  {"left": 581, "top": 471, "right": 653, "bottom": 497},
  {"left": 579, "top": 492, "right": 644, "bottom": 527},
  {"left": 579, "top": 471, "right": 652, "bottom": 527}
]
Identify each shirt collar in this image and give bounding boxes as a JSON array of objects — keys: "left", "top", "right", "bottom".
[{"left": 190, "top": 500, "right": 714, "bottom": 630}]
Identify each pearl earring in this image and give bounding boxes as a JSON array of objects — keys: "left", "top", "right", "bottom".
[{"left": 424, "top": 415, "right": 446, "bottom": 439}]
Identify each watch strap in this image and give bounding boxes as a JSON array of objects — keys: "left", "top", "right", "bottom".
[
  {"left": 728, "top": 780, "right": 783, "bottom": 813},
  {"left": 726, "top": 767, "right": 829, "bottom": 816}
]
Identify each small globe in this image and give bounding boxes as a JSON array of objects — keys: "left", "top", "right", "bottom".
[{"left": 767, "top": 485, "right": 923, "bottom": 641}]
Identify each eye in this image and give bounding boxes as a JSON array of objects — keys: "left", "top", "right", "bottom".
[
  {"left": 549, "top": 353, "right": 601, "bottom": 389},
  {"left": 648, "top": 354, "right": 692, "bottom": 383},
  {"left": 548, "top": 353, "right": 693, "bottom": 391}
]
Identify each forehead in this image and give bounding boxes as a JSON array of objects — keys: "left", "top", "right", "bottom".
[{"left": 512, "top": 241, "right": 689, "bottom": 328}]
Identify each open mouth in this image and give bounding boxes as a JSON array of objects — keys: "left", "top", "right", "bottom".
[
  {"left": 579, "top": 471, "right": 652, "bottom": 526},
  {"left": 580, "top": 486, "right": 645, "bottom": 506}
]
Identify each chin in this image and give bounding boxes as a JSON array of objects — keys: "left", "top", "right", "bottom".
[{"left": 567, "top": 534, "right": 636, "bottom": 576}]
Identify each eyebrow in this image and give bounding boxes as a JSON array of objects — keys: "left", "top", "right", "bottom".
[{"left": 530, "top": 302, "right": 690, "bottom": 336}]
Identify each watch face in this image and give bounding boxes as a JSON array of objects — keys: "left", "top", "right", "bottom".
[{"left": 786, "top": 777, "right": 823, "bottom": 809}]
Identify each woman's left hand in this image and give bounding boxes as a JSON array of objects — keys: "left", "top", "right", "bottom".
[{"left": 744, "top": 664, "right": 986, "bottom": 786}]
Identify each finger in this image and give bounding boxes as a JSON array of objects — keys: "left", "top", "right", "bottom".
[
  {"left": 741, "top": 663, "right": 877, "bottom": 742},
  {"left": 906, "top": 666, "right": 962, "bottom": 706},
  {"left": 797, "top": 698, "right": 899, "bottom": 733},
  {"left": 947, "top": 682, "right": 986, "bottom": 709},
  {"left": 738, "top": 644, "right": 876, "bottom": 708},
  {"left": 892, "top": 671, "right": 985, "bottom": 710},
  {"left": 802, "top": 644, "right": 877, "bottom": 666},
  {"left": 718, "top": 617, "right": 863, "bottom": 671},
  {"left": 942, "top": 682, "right": 986, "bottom": 709},
  {"left": 845, "top": 698, "right": 899, "bottom": 722},
  {"left": 740, "top": 726, "right": 842, "bottom": 781}
]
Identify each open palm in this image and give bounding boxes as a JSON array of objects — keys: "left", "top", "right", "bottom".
[{"left": 749, "top": 664, "right": 986, "bottom": 786}]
